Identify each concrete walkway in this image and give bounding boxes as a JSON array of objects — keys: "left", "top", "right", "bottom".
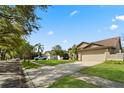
[
  {"left": 72, "top": 73, "right": 124, "bottom": 88},
  {"left": 24, "top": 61, "right": 103, "bottom": 88},
  {"left": 0, "top": 61, "right": 28, "bottom": 88}
]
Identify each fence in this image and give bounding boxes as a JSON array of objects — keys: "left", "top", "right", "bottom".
[{"left": 105, "top": 52, "right": 124, "bottom": 61}]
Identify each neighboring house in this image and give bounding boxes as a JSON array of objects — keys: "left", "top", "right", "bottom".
[
  {"left": 44, "top": 51, "right": 51, "bottom": 59},
  {"left": 77, "top": 37, "right": 123, "bottom": 62},
  {"left": 44, "top": 51, "right": 61, "bottom": 60}
]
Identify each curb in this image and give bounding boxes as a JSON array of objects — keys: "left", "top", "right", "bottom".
[{"left": 22, "top": 68, "right": 36, "bottom": 88}]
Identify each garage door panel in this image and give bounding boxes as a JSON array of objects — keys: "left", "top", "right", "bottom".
[{"left": 82, "top": 54, "right": 105, "bottom": 62}]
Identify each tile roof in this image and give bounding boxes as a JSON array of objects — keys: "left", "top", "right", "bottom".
[
  {"left": 94, "top": 37, "right": 120, "bottom": 48},
  {"left": 77, "top": 37, "right": 121, "bottom": 51}
]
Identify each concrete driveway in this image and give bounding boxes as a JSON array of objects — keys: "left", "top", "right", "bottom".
[{"left": 24, "top": 61, "right": 103, "bottom": 88}]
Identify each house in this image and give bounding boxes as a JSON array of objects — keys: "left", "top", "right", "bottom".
[
  {"left": 44, "top": 51, "right": 61, "bottom": 60},
  {"left": 77, "top": 37, "right": 123, "bottom": 62}
]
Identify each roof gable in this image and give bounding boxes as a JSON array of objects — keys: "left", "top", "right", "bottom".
[
  {"left": 83, "top": 43, "right": 104, "bottom": 49},
  {"left": 77, "top": 42, "right": 89, "bottom": 48}
]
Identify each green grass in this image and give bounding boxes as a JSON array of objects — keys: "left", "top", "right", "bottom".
[
  {"left": 49, "top": 76, "right": 97, "bottom": 88},
  {"left": 21, "top": 60, "right": 40, "bottom": 69},
  {"left": 36, "top": 60, "right": 74, "bottom": 66},
  {"left": 80, "top": 60, "right": 124, "bottom": 83},
  {"left": 21, "top": 60, "right": 74, "bottom": 69}
]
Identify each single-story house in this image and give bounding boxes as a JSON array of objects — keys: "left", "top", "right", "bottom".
[
  {"left": 44, "top": 51, "right": 62, "bottom": 60},
  {"left": 77, "top": 37, "right": 123, "bottom": 62}
]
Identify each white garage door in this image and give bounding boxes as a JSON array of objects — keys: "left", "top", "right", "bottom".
[{"left": 82, "top": 54, "right": 105, "bottom": 62}]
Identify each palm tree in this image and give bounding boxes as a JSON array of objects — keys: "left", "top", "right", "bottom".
[{"left": 34, "top": 43, "right": 44, "bottom": 56}]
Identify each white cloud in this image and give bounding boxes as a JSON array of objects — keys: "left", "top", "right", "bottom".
[
  {"left": 70, "top": 10, "right": 78, "bottom": 16},
  {"left": 112, "top": 19, "right": 116, "bottom": 22},
  {"left": 115, "top": 15, "right": 124, "bottom": 21},
  {"left": 63, "top": 40, "right": 68, "bottom": 43},
  {"left": 110, "top": 24, "right": 118, "bottom": 30},
  {"left": 48, "top": 31, "right": 54, "bottom": 35}
]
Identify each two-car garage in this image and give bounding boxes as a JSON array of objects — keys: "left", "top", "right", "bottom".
[
  {"left": 81, "top": 54, "right": 105, "bottom": 62},
  {"left": 78, "top": 49, "right": 106, "bottom": 63}
]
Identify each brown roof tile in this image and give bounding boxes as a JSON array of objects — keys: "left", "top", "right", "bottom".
[
  {"left": 77, "top": 37, "right": 121, "bottom": 51},
  {"left": 94, "top": 37, "right": 120, "bottom": 48}
]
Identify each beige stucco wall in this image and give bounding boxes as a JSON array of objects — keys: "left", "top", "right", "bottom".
[
  {"left": 115, "top": 41, "right": 121, "bottom": 53},
  {"left": 107, "top": 41, "right": 121, "bottom": 54},
  {"left": 78, "top": 52, "right": 82, "bottom": 61}
]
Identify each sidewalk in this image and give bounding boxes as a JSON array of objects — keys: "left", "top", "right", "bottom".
[{"left": 0, "top": 61, "right": 28, "bottom": 88}]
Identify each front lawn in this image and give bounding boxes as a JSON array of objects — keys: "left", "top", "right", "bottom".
[
  {"left": 21, "top": 60, "right": 40, "bottom": 69},
  {"left": 21, "top": 60, "right": 75, "bottom": 69},
  {"left": 49, "top": 76, "right": 97, "bottom": 88},
  {"left": 36, "top": 60, "right": 74, "bottom": 66},
  {"left": 80, "top": 60, "right": 124, "bottom": 83}
]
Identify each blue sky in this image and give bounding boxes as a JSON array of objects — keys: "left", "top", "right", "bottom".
[{"left": 27, "top": 5, "right": 124, "bottom": 51}]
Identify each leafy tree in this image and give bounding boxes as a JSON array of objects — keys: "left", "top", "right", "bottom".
[
  {"left": 52, "top": 45, "right": 62, "bottom": 50},
  {"left": 16, "top": 41, "right": 34, "bottom": 59},
  {"left": 0, "top": 6, "right": 47, "bottom": 46},
  {"left": 51, "top": 45, "right": 64, "bottom": 57},
  {"left": 34, "top": 43, "right": 44, "bottom": 56},
  {"left": 68, "top": 44, "right": 78, "bottom": 60},
  {"left": 0, "top": 5, "right": 47, "bottom": 34},
  {"left": 0, "top": 40, "right": 34, "bottom": 60},
  {"left": 62, "top": 50, "right": 69, "bottom": 60},
  {"left": 0, "top": 5, "right": 48, "bottom": 60}
]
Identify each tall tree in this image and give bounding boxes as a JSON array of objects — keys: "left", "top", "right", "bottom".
[
  {"left": 68, "top": 44, "right": 78, "bottom": 60},
  {"left": 0, "top": 5, "right": 47, "bottom": 34},
  {"left": 0, "top": 40, "right": 34, "bottom": 60},
  {"left": 34, "top": 43, "right": 44, "bottom": 56},
  {"left": 51, "top": 45, "right": 64, "bottom": 56},
  {"left": 0, "top": 5, "right": 48, "bottom": 60},
  {"left": 15, "top": 40, "right": 34, "bottom": 59}
]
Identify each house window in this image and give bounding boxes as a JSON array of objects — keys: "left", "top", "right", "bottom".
[{"left": 109, "top": 48, "right": 116, "bottom": 54}]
